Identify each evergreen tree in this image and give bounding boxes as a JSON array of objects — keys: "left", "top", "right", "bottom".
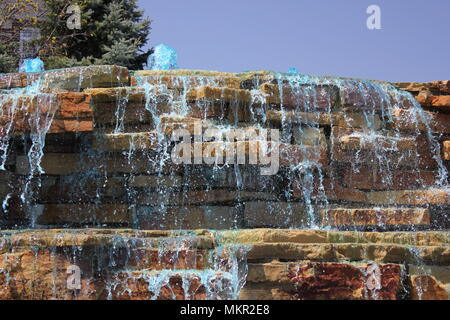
[
  {"left": 0, "top": 43, "right": 19, "bottom": 73},
  {"left": 39, "top": 0, "right": 152, "bottom": 70}
]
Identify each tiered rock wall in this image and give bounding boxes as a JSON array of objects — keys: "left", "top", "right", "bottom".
[{"left": 0, "top": 66, "right": 448, "bottom": 300}]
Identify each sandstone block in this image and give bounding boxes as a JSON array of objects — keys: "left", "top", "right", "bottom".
[
  {"left": 55, "top": 92, "right": 93, "bottom": 119},
  {"left": 410, "top": 275, "right": 448, "bottom": 300},
  {"left": 266, "top": 110, "right": 331, "bottom": 125},
  {"left": 266, "top": 110, "right": 382, "bottom": 129},
  {"left": 244, "top": 201, "right": 307, "bottom": 228},
  {"left": 108, "top": 270, "right": 231, "bottom": 300},
  {"left": 395, "top": 80, "right": 450, "bottom": 95},
  {"left": 134, "top": 190, "right": 277, "bottom": 206},
  {"left": 31, "top": 204, "right": 132, "bottom": 225},
  {"left": 0, "top": 249, "right": 102, "bottom": 300},
  {"left": 186, "top": 86, "right": 255, "bottom": 121},
  {"left": 129, "top": 175, "right": 182, "bottom": 188},
  {"left": 160, "top": 116, "right": 213, "bottom": 135},
  {"left": 366, "top": 189, "right": 450, "bottom": 205},
  {"left": 218, "top": 229, "right": 449, "bottom": 246},
  {"left": 16, "top": 153, "right": 86, "bottom": 175},
  {"left": 444, "top": 141, "right": 450, "bottom": 160},
  {"left": 321, "top": 208, "right": 430, "bottom": 227},
  {"left": 134, "top": 69, "right": 242, "bottom": 89},
  {"left": 39, "top": 65, "right": 129, "bottom": 91},
  {"left": 0, "top": 73, "right": 24, "bottom": 89},
  {"left": 342, "top": 166, "right": 439, "bottom": 190},
  {"left": 409, "top": 265, "right": 450, "bottom": 286},
  {"left": 128, "top": 248, "right": 209, "bottom": 271},
  {"left": 86, "top": 87, "right": 154, "bottom": 126},
  {"left": 283, "top": 262, "right": 403, "bottom": 300},
  {"left": 187, "top": 86, "right": 252, "bottom": 104},
  {"left": 293, "top": 178, "right": 368, "bottom": 203},
  {"left": 292, "top": 126, "right": 326, "bottom": 147},
  {"left": 35, "top": 175, "right": 127, "bottom": 203},
  {"left": 136, "top": 206, "right": 241, "bottom": 230},
  {"left": 340, "top": 81, "right": 414, "bottom": 110},
  {"left": 15, "top": 152, "right": 179, "bottom": 175},
  {"left": 388, "top": 108, "right": 450, "bottom": 134},
  {"left": 247, "top": 243, "right": 449, "bottom": 264},
  {"left": 332, "top": 127, "right": 418, "bottom": 151},
  {"left": 172, "top": 141, "right": 327, "bottom": 168},
  {"left": 418, "top": 95, "right": 450, "bottom": 113},
  {"left": 260, "top": 83, "right": 339, "bottom": 110},
  {"left": 92, "top": 132, "right": 158, "bottom": 151},
  {"left": 49, "top": 120, "right": 93, "bottom": 133},
  {"left": 331, "top": 146, "right": 437, "bottom": 169}
]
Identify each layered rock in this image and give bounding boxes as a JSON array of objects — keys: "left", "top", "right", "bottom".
[
  {"left": 0, "top": 229, "right": 448, "bottom": 300},
  {"left": 0, "top": 66, "right": 449, "bottom": 300}
]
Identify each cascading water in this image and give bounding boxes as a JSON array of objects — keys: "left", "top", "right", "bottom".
[
  {"left": 0, "top": 74, "right": 58, "bottom": 227},
  {"left": 0, "top": 64, "right": 448, "bottom": 300}
]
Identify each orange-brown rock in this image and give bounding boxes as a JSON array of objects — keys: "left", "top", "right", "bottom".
[
  {"left": 0, "top": 73, "right": 24, "bottom": 89},
  {"left": 342, "top": 166, "right": 440, "bottom": 190},
  {"left": 331, "top": 127, "right": 439, "bottom": 169},
  {"left": 260, "top": 83, "right": 339, "bottom": 110},
  {"left": 332, "top": 127, "right": 419, "bottom": 151},
  {"left": 243, "top": 261, "right": 403, "bottom": 300},
  {"left": 409, "top": 275, "right": 448, "bottom": 300},
  {"left": 55, "top": 92, "right": 93, "bottom": 119},
  {"left": 444, "top": 141, "right": 450, "bottom": 161},
  {"left": 331, "top": 144, "right": 437, "bottom": 169},
  {"left": 395, "top": 80, "right": 450, "bottom": 95},
  {"left": 218, "top": 229, "right": 449, "bottom": 247},
  {"left": 15, "top": 153, "right": 86, "bottom": 175},
  {"left": 134, "top": 69, "right": 242, "bottom": 89},
  {"left": 40, "top": 65, "right": 129, "bottom": 91},
  {"left": 266, "top": 110, "right": 383, "bottom": 129},
  {"left": 31, "top": 204, "right": 133, "bottom": 225},
  {"left": 246, "top": 242, "right": 450, "bottom": 264},
  {"left": 85, "top": 87, "right": 146, "bottom": 104},
  {"left": 160, "top": 116, "right": 212, "bottom": 135},
  {"left": 292, "top": 178, "right": 367, "bottom": 203},
  {"left": 321, "top": 208, "right": 430, "bottom": 227},
  {"left": 0, "top": 92, "right": 93, "bottom": 135},
  {"left": 49, "top": 119, "right": 93, "bottom": 133},
  {"left": 32, "top": 175, "right": 127, "bottom": 203},
  {"left": 108, "top": 271, "right": 231, "bottom": 300},
  {"left": 186, "top": 86, "right": 252, "bottom": 104},
  {"left": 389, "top": 108, "right": 450, "bottom": 134},
  {"left": 171, "top": 141, "right": 327, "bottom": 168},
  {"left": 415, "top": 91, "right": 450, "bottom": 112},
  {"left": 15, "top": 152, "right": 180, "bottom": 175},
  {"left": 92, "top": 132, "right": 159, "bottom": 151},
  {"left": 0, "top": 249, "right": 102, "bottom": 300},
  {"left": 244, "top": 201, "right": 306, "bottom": 228},
  {"left": 135, "top": 205, "right": 241, "bottom": 230},
  {"left": 367, "top": 189, "right": 450, "bottom": 205},
  {"left": 128, "top": 249, "right": 208, "bottom": 271},
  {"left": 134, "top": 190, "right": 277, "bottom": 206},
  {"left": 285, "top": 262, "right": 402, "bottom": 300},
  {"left": 0, "top": 240, "right": 215, "bottom": 300}
]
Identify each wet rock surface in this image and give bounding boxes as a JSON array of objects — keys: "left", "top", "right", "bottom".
[{"left": 0, "top": 67, "right": 449, "bottom": 299}]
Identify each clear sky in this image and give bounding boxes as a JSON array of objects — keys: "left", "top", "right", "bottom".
[{"left": 138, "top": 0, "right": 450, "bottom": 82}]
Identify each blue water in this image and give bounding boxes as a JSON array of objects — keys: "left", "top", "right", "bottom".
[
  {"left": 19, "top": 58, "right": 45, "bottom": 73},
  {"left": 147, "top": 44, "right": 178, "bottom": 70}
]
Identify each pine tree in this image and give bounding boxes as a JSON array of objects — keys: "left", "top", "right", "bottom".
[
  {"left": 0, "top": 43, "right": 18, "bottom": 73},
  {"left": 39, "top": 0, "right": 152, "bottom": 70}
]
